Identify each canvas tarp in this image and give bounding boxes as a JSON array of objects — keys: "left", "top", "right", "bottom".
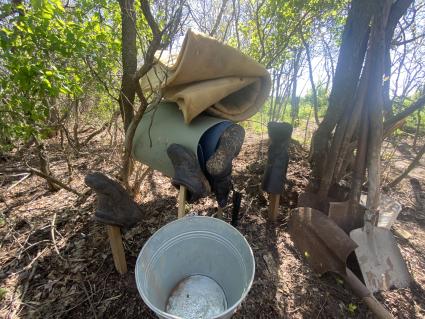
[{"left": 140, "top": 30, "right": 271, "bottom": 124}]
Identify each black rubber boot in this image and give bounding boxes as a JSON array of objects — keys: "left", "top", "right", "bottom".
[
  {"left": 210, "top": 173, "right": 232, "bottom": 207},
  {"left": 206, "top": 124, "right": 245, "bottom": 177},
  {"left": 167, "top": 143, "right": 210, "bottom": 203},
  {"left": 207, "top": 124, "right": 245, "bottom": 207},
  {"left": 262, "top": 122, "right": 293, "bottom": 194},
  {"left": 85, "top": 172, "right": 143, "bottom": 229}
]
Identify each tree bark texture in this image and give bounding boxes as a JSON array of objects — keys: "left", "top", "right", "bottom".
[
  {"left": 290, "top": 49, "right": 301, "bottom": 126},
  {"left": 209, "top": 0, "right": 229, "bottom": 37},
  {"left": 73, "top": 99, "right": 79, "bottom": 149},
  {"left": 120, "top": 0, "right": 175, "bottom": 191},
  {"left": 365, "top": 0, "right": 392, "bottom": 211},
  {"left": 310, "top": 0, "right": 413, "bottom": 197},
  {"left": 118, "top": 0, "right": 137, "bottom": 132},
  {"left": 310, "top": 0, "right": 372, "bottom": 180},
  {"left": 302, "top": 36, "right": 319, "bottom": 126},
  {"left": 35, "top": 142, "right": 60, "bottom": 191}
]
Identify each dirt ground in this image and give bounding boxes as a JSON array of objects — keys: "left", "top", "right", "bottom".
[{"left": 0, "top": 130, "right": 424, "bottom": 318}]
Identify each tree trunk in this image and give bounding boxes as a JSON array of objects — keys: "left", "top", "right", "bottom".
[
  {"left": 209, "top": 0, "right": 229, "bottom": 37},
  {"left": 73, "top": 98, "right": 79, "bottom": 150},
  {"left": 120, "top": 0, "right": 174, "bottom": 191},
  {"left": 365, "top": 0, "right": 392, "bottom": 211},
  {"left": 118, "top": 0, "right": 137, "bottom": 132},
  {"left": 268, "top": 69, "right": 277, "bottom": 122},
  {"left": 413, "top": 110, "right": 421, "bottom": 151},
  {"left": 290, "top": 49, "right": 301, "bottom": 126},
  {"left": 310, "top": 0, "right": 372, "bottom": 180},
  {"left": 382, "top": 49, "right": 393, "bottom": 119},
  {"left": 302, "top": 36, "right": 320, "bottom": 126},
  {"left": 35, "top": 140, "right": 60, "bottom": 191}
]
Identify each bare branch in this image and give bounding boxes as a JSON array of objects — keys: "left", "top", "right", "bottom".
[
  {"left": 0, "top": 167, "right": 82, "bottom": 196},
  {"left": 209, "top": 0, "right": 229, "bottom": 37},
  {"left": 384, "top": 94, "right": 425, "bottom": 130},
  {"left": 84, "top": 57, "right": 120, "bottom": 102}
]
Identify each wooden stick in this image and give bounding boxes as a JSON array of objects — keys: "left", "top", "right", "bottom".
[
  {"left": 6, "top": 173, "right": 31, "bottom": 192},
  {"left": 106, "top": 225, "right": 127, "bottom": 274},
  {"left": 268, "top": 193, "right": 280, "bottom": 221},
  {"left": 178, "top": 186, "right": 187, "bottom": 218}
]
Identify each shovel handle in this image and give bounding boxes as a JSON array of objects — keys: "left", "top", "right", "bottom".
[
  {"left": 345, "top": 269, "right": 393, "bottom": 319},
  {"left": 362, "top": 296, "right": 393, "bottom": 319}
]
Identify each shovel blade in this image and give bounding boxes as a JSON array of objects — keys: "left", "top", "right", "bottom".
[
  {"left": 289, "top": 207, "right": 357, "bottom": 276},
  {"left": 297, "top": 192, "right": 329, "bottom": 213},
  {"left": 360, "top": 194, "right": 402, "bottom": 229},
  {"left": 350, "top": 227, "right": 411, "bottom": 293},
  {"left": 328, "top": 201, "right": 365, "bottom": 234}
]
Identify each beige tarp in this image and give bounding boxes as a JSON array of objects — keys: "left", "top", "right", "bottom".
[{"left": 140, "top": 30, "right": 271, "bottom": 124}]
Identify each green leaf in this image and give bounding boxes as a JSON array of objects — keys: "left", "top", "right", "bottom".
[
  {"left": 41, "top": 77, "right": 52, "bottom": 88},
  {"left": 0, "top": 288, "right": 7, "bottom": 300},
  {"left": 347, "top": 303, "right": 357, "bottom": 314}
]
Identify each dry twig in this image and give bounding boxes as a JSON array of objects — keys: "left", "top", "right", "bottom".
[{"left": 0, "top": 167, "right": 81, "bottom": 196}]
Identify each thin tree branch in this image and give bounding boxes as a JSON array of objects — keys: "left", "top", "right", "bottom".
[
  {"left": 209, "top": 0, "right": 229, "bottom": 37},
  {"left": 0, "top": 167, "right": 82, "bottom": 196},
  {"left": 386, "top": 142, "right": 425, "bottom": 188},
  {"left": 84, "top": 57, "right": 120, "bottom": 102},
  {"left": 384, "top": 94, "right": 425, "bottom": 130}
]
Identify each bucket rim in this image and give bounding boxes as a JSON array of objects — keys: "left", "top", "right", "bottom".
[{"left": 135, "top": 215, "right": 256, "bottom": 319}]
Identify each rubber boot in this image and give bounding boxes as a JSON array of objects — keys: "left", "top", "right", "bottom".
[
  {"left": 262, "top": 122, "right": 293, "bottom": 194},
  {"left": 85, "top": 172, "right": 143, "bottom": 229},
  {"left": 167, "top": 143, "right": 210, "bottom": 203},
  {"left": 207, "top": 124, "right": 245, "bottom": 207},
  {"left": 210, "top": 172, "right": 233, "bottom": 207}
]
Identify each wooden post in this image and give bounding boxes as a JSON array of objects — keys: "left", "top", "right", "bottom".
[
  {"left": 178, "top": 186, "right": 187, "bottom": 218},
  {"left": 268, "top": 193, "right": 280, "bottom": 221},
  {"left": 107, "top": 225, "right": 127, "bottom": 274}
]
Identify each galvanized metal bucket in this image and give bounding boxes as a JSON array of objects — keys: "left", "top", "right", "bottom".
[{"left": 135, "top": 216, "right": 255, "bottom": 319}]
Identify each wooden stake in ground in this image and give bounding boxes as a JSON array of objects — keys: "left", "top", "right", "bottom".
[
  {"left": 178, "top": 186, "right": 187, "bottom": 218},
  {"left": 268, "top": 193, "right": 280, "bottom": 221},
  {"left": 106, "top": 225, "right": 127, "bottom": 274}
]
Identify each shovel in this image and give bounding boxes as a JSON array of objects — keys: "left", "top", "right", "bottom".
[
  {"left": 289, "top": 207, "right": 393, "bottom": 319},
  {"left": 350, "top": 216, "right": 411, "bottom": 292},
  {"left": 297, "top": 183, "right": 349, "bottom": 214},
  {"left": 349, "top": 82, "right": 411, "bottom": 293},
  {"left": 359, "top": 193, "right": 402, "bottom": 229},
  {"left": 297, "top": 187, "right": 365, "bottom": 234}
]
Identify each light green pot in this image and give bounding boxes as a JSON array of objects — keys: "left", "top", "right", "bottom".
[{"left": 132, "top": 102, "right": 228, "bottom": 177}]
